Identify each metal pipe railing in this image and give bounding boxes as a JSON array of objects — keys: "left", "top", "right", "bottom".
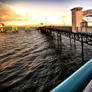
[{"left": 51, "top": 59, "right": 92, "bottom": 92}]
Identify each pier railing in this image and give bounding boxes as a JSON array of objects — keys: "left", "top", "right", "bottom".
[{"left": 51, "top": 59, "right": 92, "bottom": 92}]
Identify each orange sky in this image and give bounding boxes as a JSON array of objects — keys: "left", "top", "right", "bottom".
[
  {"left": 0, "top": 1, "right": 92, "bottom": 26},
  {"left": 3, "top": 3, "right": 71, "bottom": 26}
]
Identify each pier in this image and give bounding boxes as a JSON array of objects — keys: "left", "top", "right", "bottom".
[
  {"left": 39, "top": 7, "right": 92, "bottom": 63},
  {"left": 39, "top": 26, "right": 92, "bottom": 63},
  {"left": 38, "top": 7, "right": 92, "bottom": 92}
]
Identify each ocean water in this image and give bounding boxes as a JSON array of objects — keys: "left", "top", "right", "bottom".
[{"left": 0, "top": 28, "right": 92, "bottom": 92}]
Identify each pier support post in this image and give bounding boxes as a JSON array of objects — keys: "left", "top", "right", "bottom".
[
  {"left": 81, "top": 35, "right": 84, "bottom": 63},
  {"left": 74, "top": 33, "right": 76, "bottom": 48},
  {"left": 69, "top": 34, "right": 72, "bottom": 47},
  {"left": 60, "top": 33, "right": 62, "bottom": 51}
]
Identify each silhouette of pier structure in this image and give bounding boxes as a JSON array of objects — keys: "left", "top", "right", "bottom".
[{"left": 39, "top": 26, "right": 92, "bottom": 63}]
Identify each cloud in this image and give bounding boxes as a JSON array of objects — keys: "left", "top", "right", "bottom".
[{"left": 0, "top": 2, "right": 23, "bottom": 22}]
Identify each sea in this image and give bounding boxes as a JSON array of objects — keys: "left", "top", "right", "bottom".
[{"left": 0, "top": 27, "right": 92, "bottom": 92}]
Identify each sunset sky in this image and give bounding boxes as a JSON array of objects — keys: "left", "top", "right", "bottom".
[{"left": 0, "top": 0, "right": 92, "bottom": 26}]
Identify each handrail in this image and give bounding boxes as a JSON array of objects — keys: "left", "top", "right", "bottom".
[{"left": 51, "top": 59, "right": 92, "bottom": 92}]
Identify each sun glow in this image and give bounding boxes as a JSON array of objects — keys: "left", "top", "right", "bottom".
[
  {"left": 11, "top": 6, "right": 27, "bottom": 19},
  {"left": 3, "top": 5, "right": 72, "bottom": 26}
]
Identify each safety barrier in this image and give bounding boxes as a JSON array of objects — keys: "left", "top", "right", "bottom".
[{"left": 51, "top": 59, "right": 92, "bottom": 92}]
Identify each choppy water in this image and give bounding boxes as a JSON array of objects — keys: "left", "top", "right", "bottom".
[{"left": 0, "top": 28, "right": 92, "bottom": 92}]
